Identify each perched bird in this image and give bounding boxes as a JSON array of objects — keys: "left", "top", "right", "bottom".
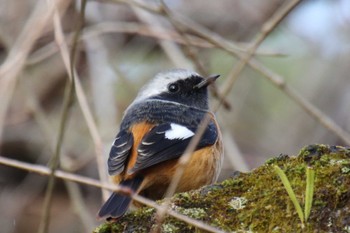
[{"left": 98, "top": 69, "right": 223, "bottom": 220}]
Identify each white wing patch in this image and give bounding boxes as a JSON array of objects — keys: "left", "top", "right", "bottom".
[{"left": 165, "top": 123, "right": 194, "bottom": 140}]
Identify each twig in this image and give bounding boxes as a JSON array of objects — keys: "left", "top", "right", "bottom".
[
  {"left": 248, "top": 59, "right": 350, "bottom": 145},
  {"left": 0, "top": 155, "right": 128, "bottom": 194},
  {"left": 159, "top": 1, "right": 231, "bottom": 110},
  {"left": 37, "top": 0, "right": 81, "bottom": 232},
  {"left": 69, "top": 7, "right": 110, "bottom": 202},
  {"left": 0, "top": 155, "right": 225, "bottom": 233},
  {"left": 26, "top": 23, "right": 205, "bottom": 65},
  {"left": 37, "top": 44, "right": 74, "bottom": 233},
  {"left": 155, "top": 1, "right": 350, "bottom": 145},
  {"left": 27, "top": 22, "right": 286, "bottom": 66},
  {"left": 111, "top": 0, "right": 162, "bottom": 14},
  {"left": 152, "top": 113, "right": 214, "bottom": 233},
  {"left": 218, "top": 0, "right": 302, "bottom": 106},
  {"left": 151, "top": 1, "right": 301, "bottom": 231},
  {"left": 41, "top": 0, "right": 109, "bottom": 201},
  {"left": 74, "top": 64, "right": 108, "bottom": 201},
  {"left": 131, "top": 2, "right": 191, "bottom": 68}
]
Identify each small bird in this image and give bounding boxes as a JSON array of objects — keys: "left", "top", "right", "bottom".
[{"left": 98, "top": 69, "right": 223, "bottom": 220}]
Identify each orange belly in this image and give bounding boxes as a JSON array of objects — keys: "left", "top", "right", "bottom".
[
  {"left": 112, "top": 116, "right": 223, "bottom": 200},
  {"left": 138, "top": 140, "right": 222, "bottom": 200}
]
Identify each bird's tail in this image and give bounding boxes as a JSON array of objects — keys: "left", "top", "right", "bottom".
[{"left": 97, "top": 176, "right": 143, "bottom": 220}]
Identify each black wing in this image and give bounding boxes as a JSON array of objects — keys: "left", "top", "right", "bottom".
[
  {"left": 108, "top": 130, "right": 133, "bottom": 175},
  {"left": 127, "top": 121, "right": 218, "bottom": 175}
]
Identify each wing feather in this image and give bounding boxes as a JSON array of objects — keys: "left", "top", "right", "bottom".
[
  {"left": 127, "top": 122, "right": 217, "bottom": 174},
  {"left": 108, "top": 130, "right": 133, "bottom": 175}
]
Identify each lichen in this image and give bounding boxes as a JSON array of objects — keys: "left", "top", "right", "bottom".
[
  {"left": 175, "top": 207, "right": 207, "bottom": 219},
  {"left": 228, "top": 197, "right": 247, "bottom": 210},
  {"left": 161, "top": 223, "right": 180, "bottom": 233},
  {"left": 94, "top": 144, "right": 350, "bottom": 233}
]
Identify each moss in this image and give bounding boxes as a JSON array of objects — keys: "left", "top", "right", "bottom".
[
  {"left": 94, "top": 144, "right": 350, "bottom": 233},
  {"left": 176, "top": 207, "right": 207, "bottom": 219}
]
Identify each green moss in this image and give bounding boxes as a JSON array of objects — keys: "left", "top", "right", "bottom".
[
  {"left": 161, "top": 223, "right": 180, "bottom": 233},
  {"left": 175, "top": 207, "right": 207, "bottom": 219},
  {"left": 93, "top": 222, "right": 125, "bottom": 233},
  {"left": 93, "top": 223, "right": 111, "bottom": 233},
  {"left": 94, "top": 144, "right": 350, "bottom": 233}
]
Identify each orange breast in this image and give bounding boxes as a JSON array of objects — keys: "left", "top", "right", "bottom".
[{"left": 139, "top": 116, "right": 223, "bottom": 199}]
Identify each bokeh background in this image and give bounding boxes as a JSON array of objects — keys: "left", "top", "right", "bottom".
[{"left": 0, "top": 0, "right": 350, "bottom": 232}]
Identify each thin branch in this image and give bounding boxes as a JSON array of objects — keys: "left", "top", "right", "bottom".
[
  {"left": 27, "top": 22, "right": 286, "bottom": 66},
  {"left": 151, "top": 1, "right": 302, "bottom": 231},
  {"left": 151, "top": 113, "right": 214, "bottom": 233},
  {"left": 37, "top": 0, "right": 80, "bottom": 231},
  {"left": 160, "top": 1, "right": 231, "bottom": 110},
  {"left": 26, "top": 23, "right": 206, "bottom": 65},
  {"left": 0, "top": 155, "right": 129, "bottom": 195},
  {"left": 3, "top": 1, "right": 335, "bottom": 232},
  {"left": 0, "top": 155, "right": 225, "bottom": 233},
  {"left": 131, "top": 3, "right": 191, "bottom": 68},
  {"left": 218, "top": 0, "right": 303, "bottom": 106},
  {"left": 37, "top": 49, "right": 74, "bottom": 233},
  {"left": 69, "top": 10, "right": 111, "bottom": 202},
  {"left": 38, "top": 0, "right": 109, "bottom": 201},
  {"left": 111, "top": 0, "right": 162, "bottom": 14},
  {"left": 155, "top": 1, "right": 350, "bottom": 145},
  {"left": 248, "top": 59, "right": 350, "bottom": 145}
]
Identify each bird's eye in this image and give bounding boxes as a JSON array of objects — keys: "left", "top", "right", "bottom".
[{"left": 167, "top": 83, "right": 180, "bottom": 93}]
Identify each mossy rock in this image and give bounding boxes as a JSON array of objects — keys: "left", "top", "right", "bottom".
[{"left": 94, "top": 144, "right": 350, "bottom": 233}]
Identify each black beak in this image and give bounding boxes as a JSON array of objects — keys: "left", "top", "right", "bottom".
[{"left": 194, "top": 74, "right": 220, "bottom": 89}]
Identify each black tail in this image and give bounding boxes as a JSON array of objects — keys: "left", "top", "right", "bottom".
[{"left": 98, "top": 176, "right": 143, "bottom": 220}]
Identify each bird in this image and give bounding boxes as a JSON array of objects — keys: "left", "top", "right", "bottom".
[{"left": 97, "top": 69, "right": 223, "bottom": 220}]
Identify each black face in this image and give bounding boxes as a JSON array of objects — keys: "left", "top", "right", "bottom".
[{"left": 151, "top": 75, "right": 209, "bottom": 110}]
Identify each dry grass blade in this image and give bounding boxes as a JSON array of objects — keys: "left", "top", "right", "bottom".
[
  {"left": 0, "top": 0, "right": 70, "bottom": 143},
  {"left": 37, "top": 0, "right": 109, "bottom": 201},
  {"left": 74, "top": 68, "right": 109, "bottom": 200},
  {"left": 22, "top": 80, "right": 95, "bottom": 230}
]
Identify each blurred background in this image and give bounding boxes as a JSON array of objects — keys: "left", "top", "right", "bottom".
[{"left": 0, "top": 0, "right": 349, "bottom": 232}]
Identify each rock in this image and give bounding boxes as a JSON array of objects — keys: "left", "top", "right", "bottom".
[{"left": 94, "top": 144, "right": 350, "bottom": 232}]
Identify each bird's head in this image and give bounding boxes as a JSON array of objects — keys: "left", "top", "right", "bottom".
[{"left": 132, "top": 69, "right": 220, "bottom": 110}]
